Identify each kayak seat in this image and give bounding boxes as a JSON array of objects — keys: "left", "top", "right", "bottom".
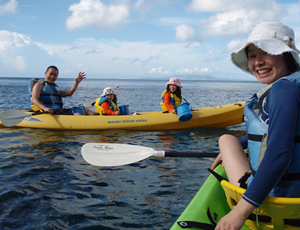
[{"left": 221, "top": 180, "right": 300, "bottom": 229}]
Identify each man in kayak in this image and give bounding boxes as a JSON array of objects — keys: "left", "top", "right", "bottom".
[
  {"left": 211, "top": 22, "right": 300, "bottom": 229},
  {"left": 29, "top": 66, "right": 95, "bottom": 115}
]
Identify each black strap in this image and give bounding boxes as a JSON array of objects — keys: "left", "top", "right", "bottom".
[
  {"left": 247, "top": 134, "right": 263, "bottom": 142},
  {"left": 182, "top": 97, "right": 189, "bottom": 104},
  {"left": 247, "top": 213, "right": 271, "bottom": 223},
  {"left": 207, "top": 168, "right": 228, "bottom": 182},
  {"left": 42, "top": 102, "right": 63, "bottom": 106},
  {"left": 248, "top": 134, "right": 300, "bottom": 143},
  {"left": 238, "top": 172, "right": 251, "bottom": 189},
  {"left": 176, "top": 221, "right": 215, "bottom": 229},
  {"left": 285, "top": 219, "right": 300, "bottom": 227},
  {"left": 177, "top": 208, "right": 216, "bottom": 229},
  {"left": 40, "top": 93, "right": 60, "bottom": 96},
  {"left": 251, "top": 170, "right": 300, "bottom": 181},
  {"left": 247, "top": 214, "right": 300, "bottom": 227}
]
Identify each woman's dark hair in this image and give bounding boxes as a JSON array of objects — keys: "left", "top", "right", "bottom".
[
  {"left": 167, "top": 85, "right": 182, "bottom": 99},
  {"left": 46, "top": 65, "right": 59, "bottom": 74},
  {"left": 283, "top": 52, "right": 300, "bottom": 75}
]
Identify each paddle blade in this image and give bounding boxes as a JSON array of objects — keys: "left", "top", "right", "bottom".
[
  {"left": 0, "top": 109, "right": 32, "bottom": 127},
  {"left": 81, "top": 143, "right": 158, "bottom": 167},
  {"left": 83, "top": 100, "right": 96, "bottom": 113}
]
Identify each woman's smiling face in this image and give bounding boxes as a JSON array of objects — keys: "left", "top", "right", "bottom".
[{"left": 247, "top": 44, "right": 290, "bottom": 84}]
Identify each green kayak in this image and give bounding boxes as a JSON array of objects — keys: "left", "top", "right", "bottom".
[
  {"left": 170, "top": 165, "right": 250, "bottom": 230},
  {"left": 170, "top": 165, "right": 300, "bottom": 230}
]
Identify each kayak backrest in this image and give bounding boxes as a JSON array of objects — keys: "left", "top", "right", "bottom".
[
  {"left": 94, "top": 98, "right": 104, "bottom": 115},
  {"left": 221, "top": 180, "right": 300, "bottom": 229}
]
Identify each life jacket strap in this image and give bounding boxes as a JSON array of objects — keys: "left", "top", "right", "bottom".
[
  {"left": 251, "top": 170, "right": 300, "bottom": 180},
  {"left": 248, "top": 134, "right": 300, "bottom": 143}
]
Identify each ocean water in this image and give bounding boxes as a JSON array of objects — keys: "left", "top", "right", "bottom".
[{"left": 0, "top": 77, "right": 263, "bottom": 230}]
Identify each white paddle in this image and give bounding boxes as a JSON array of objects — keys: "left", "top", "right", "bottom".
[
  {"left": 83, "top": 100, "right": 96, "bottom": 112},
  {"left": 1, "top": 100, "right": 95, "bottom": 127},
  {"left": 0, "top": 109, "right": 47, "bottom": 127},
  {"left": 81, "top": 143, "right": 219, "bottom": 167}
]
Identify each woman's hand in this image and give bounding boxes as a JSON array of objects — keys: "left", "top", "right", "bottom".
[
  {"left": 215, "top": 209, "right": 246, "bottom": 230},
  {"left": 215, "top": 199, "right": 254, "bottom": 230},
  {"left": 211, "top": 152, "right": 222, "bottom": 170}
]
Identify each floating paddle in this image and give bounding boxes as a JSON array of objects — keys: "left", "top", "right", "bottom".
[
  {"left": 81, "top": 143, "right": 219, "bottom": 167},
  {"left": 0, "top": 109, "right": 46, "bottom": 127}
]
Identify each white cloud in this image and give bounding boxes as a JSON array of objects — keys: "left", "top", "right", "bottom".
[
  {"left": 149, "top": 67, "right": 171, "bottom": 74},
  {"left": 176, "top": 67, "right": 215, "bottom": 74},
  {"left": 134, "top": 0, "right": 144, "bottom": 10},
  {"left": 0, "top": 0, "right": 17, "bottom": 15},
  {"left": 200, "top": 6, "right": 286, "bottom": 38},
  {"left": 185, "top": 0, "right": 287, "bottom": 40},
  {"left": 0, "top": 30, "right": 31, "bottom": 50},
  {"left": 15, "top": 55, "right": 26, "bottom": 71},
  {"left": 66, "top": 0, "right": 130, "bottom": 31},
  {"left": 188, "top": 0, "right": 238, "bottom": 12},
  {"left": 159, "top": 17, "right": 198, "bottom": 27},
  {"left": 187, "top": 0, "right": 282, "bottom": 13},
  {"left": 175, "top": 24, "right": 196, "bottom": 41},
  {"left": 226, "top": 38, "right": 247, "bottom": 52},
  {"left": 134, "top": 0, "right": 169, "bottom": 14}
]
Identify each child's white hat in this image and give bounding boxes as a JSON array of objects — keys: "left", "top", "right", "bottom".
[
  {"left": 101, "top": 87, "right": 118, "bottom": 96},
  {"left": 231, "top": 22, "right": 300, "bottom": 74}
]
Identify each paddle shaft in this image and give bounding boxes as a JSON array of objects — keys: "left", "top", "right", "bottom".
[
  {"left": 12, "top": 111, "right": 44, "bottom": 119},
  {"left": 164, "top": 151, "right": 219, "bottom": 158}
]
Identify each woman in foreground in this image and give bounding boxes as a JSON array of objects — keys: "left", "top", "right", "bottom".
[{"left": 212, "top": 22, "right": 300, "bottom": 230}]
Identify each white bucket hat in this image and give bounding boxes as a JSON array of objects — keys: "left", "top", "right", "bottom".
[
  {"left": 101, "top": 87, "right": 118, "bottom": 97},
  {"left": 166, "top": 77, "right": 183, "bottom": 88},
  {"left": 231, "top": 22, "right": 300, "bottom": 74}
]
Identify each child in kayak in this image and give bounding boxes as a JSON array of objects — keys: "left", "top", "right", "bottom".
[
  {"left": 211, "top": 22, "right": 300, "bottom": 230},
  {"left": 160, "top": 77, "right": 182, "bottom": 114},
  {"left": 95, "top": 87, "right": 120, "bottom": 115}
]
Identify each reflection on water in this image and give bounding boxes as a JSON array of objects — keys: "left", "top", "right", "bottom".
[{"left": 0, "top": 78, "right": 259, "bottom": 229}]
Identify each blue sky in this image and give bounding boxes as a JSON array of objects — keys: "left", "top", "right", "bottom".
[{"left": 0, "top": 0, "right": 300, "bottom": 81}]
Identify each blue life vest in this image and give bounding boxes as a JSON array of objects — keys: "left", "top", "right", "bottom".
[
  {"left": 28, "top": 78, "right": 63, "bottom": 110},
  {"left": 245, "top": 72, "right": 300, "bottom": 197},
  {"left": 98, "top": 96, "right": 118, "bottom": 114}
]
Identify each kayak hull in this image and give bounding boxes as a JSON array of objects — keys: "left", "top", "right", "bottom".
[
  {"left": 0, "top": 102, "right": 245, "bottom": 130},
  {"left": 170, "top": 165, "right": 251, "bottom": 230}
]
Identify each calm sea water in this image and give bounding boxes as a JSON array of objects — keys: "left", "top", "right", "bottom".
[{"left": 0, "top": 78, "right": 263, "bottom": 230}]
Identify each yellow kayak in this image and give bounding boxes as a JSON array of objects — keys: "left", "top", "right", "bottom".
[{"left": 0, "top": 101, "right": 245, "bottom": 130}]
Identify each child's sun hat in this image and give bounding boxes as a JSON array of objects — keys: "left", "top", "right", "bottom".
[
  {"left": 231, "top": 22, "right": 300, "bottom": 74},
  {"left": 101, "top": 87, "right": 118, "bottom": 97},
  {"left": 166, "top": 77, "right": 183, "bottom": 88}
]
